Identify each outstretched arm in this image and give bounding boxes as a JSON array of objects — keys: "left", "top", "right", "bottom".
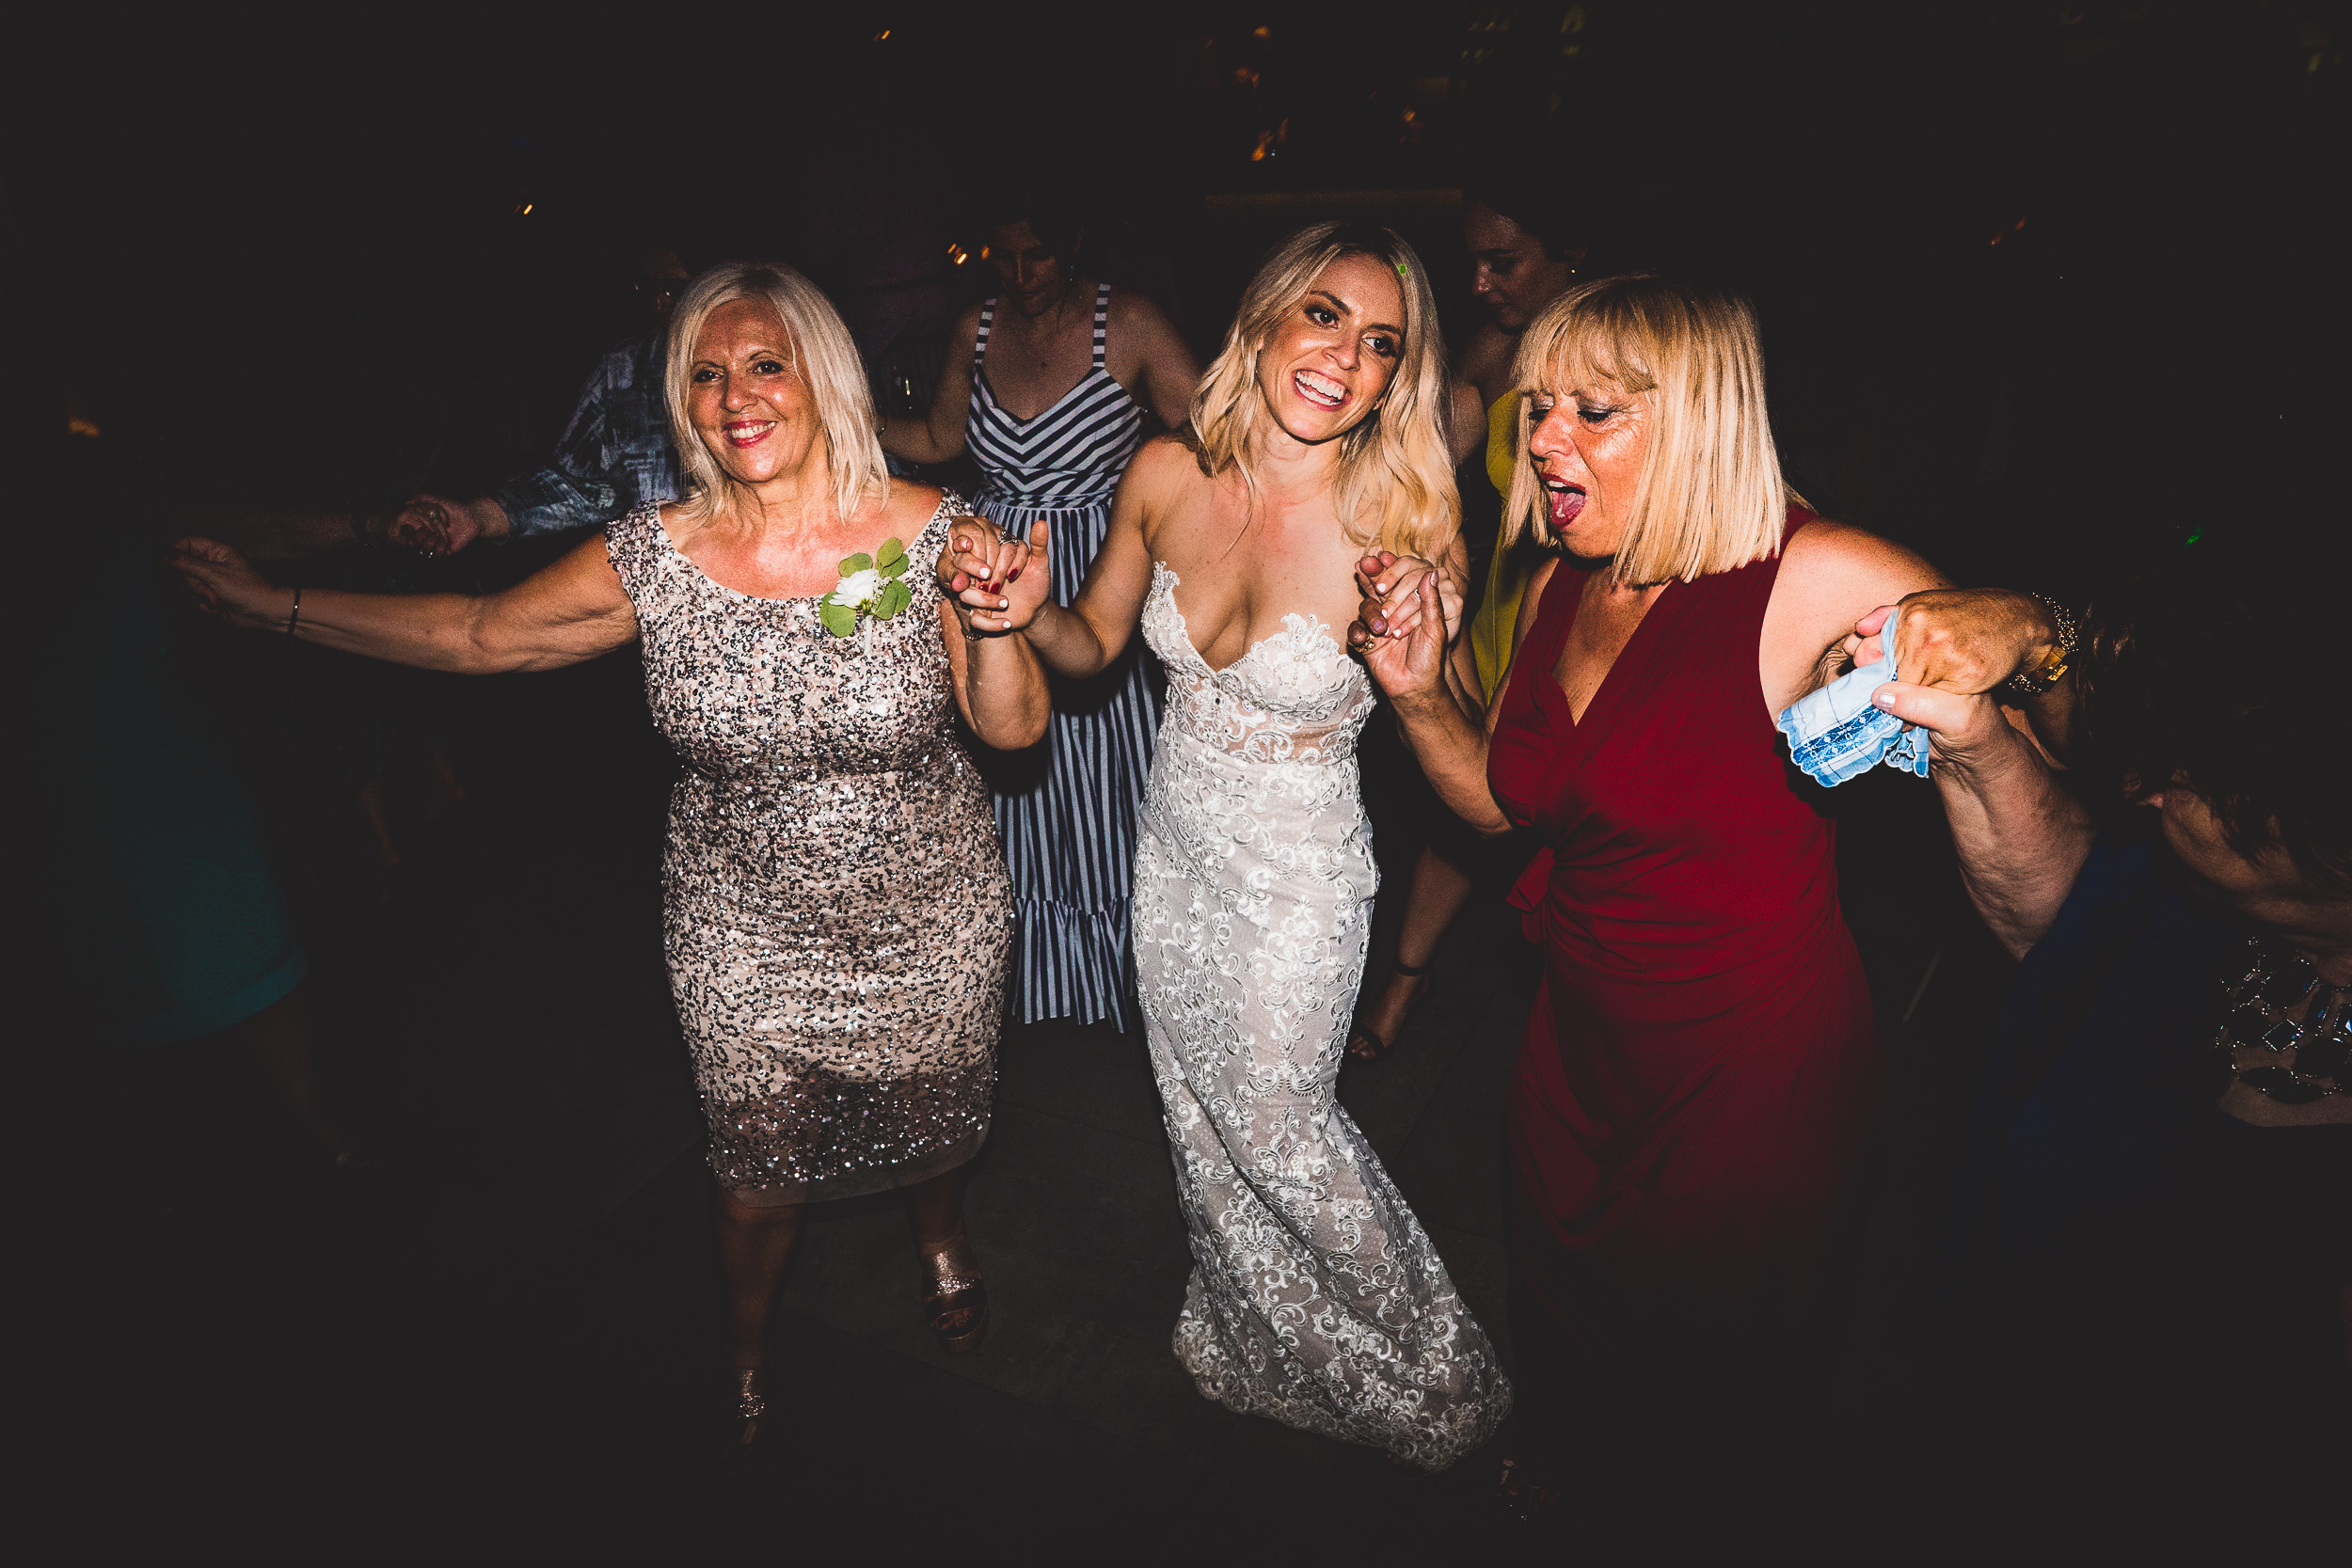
[
  {"left": 169, "top": 530, "right": 639, "bottom": 673},
  {"left": 152, "top": 502, "right": 391, "bottom": 562},
  {"left": 1870, "top": 681, "right": 2094, "bottom": 958}
]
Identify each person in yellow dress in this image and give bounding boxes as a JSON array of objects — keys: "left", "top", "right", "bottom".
[{"left": 1348, "top": 165, "right": 1614, "bottom": 1060}]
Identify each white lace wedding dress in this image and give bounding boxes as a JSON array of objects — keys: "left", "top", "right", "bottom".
[{"left": 1131, "top": 565, "right": 1512, "bottom": 1471}]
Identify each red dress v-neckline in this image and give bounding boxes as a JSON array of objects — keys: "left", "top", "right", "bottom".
[{"left": 1530, "top": 566, "right": 1677, "bottom": 738}]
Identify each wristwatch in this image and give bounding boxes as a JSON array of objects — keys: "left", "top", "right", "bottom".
[{"left": 2004, "top": 592, "right": 2077, "bottom": 698}]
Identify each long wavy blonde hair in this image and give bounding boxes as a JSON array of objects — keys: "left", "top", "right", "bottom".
[
  {"left": 1503, "top": 274, "right": 1800, "bottom": 584},
  {"left": 1188, "top": 222, "right": 1459, "bottom": 562},
  {"left": 663, "top": 261, "right": 891, "bottom": 528}
]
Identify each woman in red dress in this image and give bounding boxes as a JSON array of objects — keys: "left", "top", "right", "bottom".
[{"left": 1351, "top": 274, "right": 2050, "bottom": 1513}]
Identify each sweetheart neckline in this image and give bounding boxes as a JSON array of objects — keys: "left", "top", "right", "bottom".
[{"left": 1152, "top": 562, "right": 1346, "bottom": 679}]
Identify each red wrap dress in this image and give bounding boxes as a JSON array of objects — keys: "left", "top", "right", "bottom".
[{"left": 1486, "top": 512, "right": 1882, "bottom": 1373}]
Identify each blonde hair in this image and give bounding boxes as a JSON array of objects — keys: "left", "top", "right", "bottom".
[
  {"left": 1503, "top": 274, "right": 1800, "bottom": 584},
  {"left": 663, "top": 261, "right": 890, "bottom": 528},
  {"left": 1188, "top": 222, "right": 1459, "bottom": 562}
]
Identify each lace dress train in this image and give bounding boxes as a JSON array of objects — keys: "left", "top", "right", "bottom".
[{"left": 1132, "top": 566, "right": 1511, "bottom": 1471}]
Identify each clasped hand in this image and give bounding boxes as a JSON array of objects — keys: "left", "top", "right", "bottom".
[
  {"left": 936, "top": 518, "right": 1051, "bottom": 636},
  {"left": 1846, "top": 587, "right": 2056, "bottom": 771},
  {"left": 167, "top": 536, "right": 283, "bottom": 629},
  {"left": 1345, "top": 550, "right": 1461, "bottom": 702}
]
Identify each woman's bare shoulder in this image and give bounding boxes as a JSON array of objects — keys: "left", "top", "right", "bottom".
[
  {"left": 1107, "top": 286, "right": 1182, "bottom": 338},
  {"left": 1128, "top": 431, "right": 1206, "bottom": 486},
  {"left": 885, "top": 480, "right": 948, "bottom": 528},
  {"left": 1779, "top": 515, "right": 1947, "bottom": 595}
]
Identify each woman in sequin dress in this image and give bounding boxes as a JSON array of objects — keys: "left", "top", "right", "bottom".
[
  {"left": 946, "top": 225, "right": 1513, "bottom": 1470},
  {"left": 173, "top": 262, "right": 1048, "bottom": 1461}
]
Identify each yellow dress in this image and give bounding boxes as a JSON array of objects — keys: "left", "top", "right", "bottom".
[{"left": 1468, "top": 390, "right": 1531, "bottom": 706}]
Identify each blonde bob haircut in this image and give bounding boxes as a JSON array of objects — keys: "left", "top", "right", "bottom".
[
  {"left": 1188, "top": 222, "right": 1459, "bottom": 562},
  {"left": 1503, "top": 274, "right": 1800, "bottom": 585},
  {"left": 663, "top": 261, "right": 890, "bottom": 528}
]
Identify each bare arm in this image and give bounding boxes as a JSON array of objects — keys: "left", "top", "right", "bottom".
[
  {"left": 1352, "top": 555, "right": 1552, "bottom": 836},
  {"left": 1871, "top": 682, "right": 2095, "bottom": 958},
  {"left": 950, "top": 437, "right": 1172, "bottom": 678},
  {"left": 169, "top": 531, "right": 638, "bottom": 673},
  {"left": 152, "top": 503, "right": 388, "bottom": 562},
  {"left": 881, "top": 309, "right": 978, "bottom": 467},
  {"left": 936, "top": 522, "right": 1052, "bottom": 750},
  {"left": 1117, "top": 294, "right": 1203, "bottom": 432}
]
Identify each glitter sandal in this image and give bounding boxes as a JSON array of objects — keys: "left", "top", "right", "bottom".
[
  {"left": 715, "top": 1366, "right": 768, "bottom": 1475},
  {"left": 921, "top": 1235, "right": 989, "bottom": 1354}
]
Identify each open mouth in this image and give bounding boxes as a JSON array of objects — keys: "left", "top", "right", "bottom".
[
  {"left": 723, "top": 420, "right": 776, "bottom": 448},
  {"left": 1293, "top": 368, "right": 1347, "bottom": 410},
  {"left": 1543, "top": 478, "right": 1586, "bottom": 527}
]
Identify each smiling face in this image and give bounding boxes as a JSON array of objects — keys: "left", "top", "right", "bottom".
[
  {"left": 1524, "top": 377, "right": 1649, "bottom": 559},
  {"left": 1464, "top": 198, "right": 1577, "bottom": 333},
  {"left": 1253, "top": 252, "right": 1406, "bottom": 447},
  {"left": 685, "top": 297, "right": 823, "bottom": 486}
]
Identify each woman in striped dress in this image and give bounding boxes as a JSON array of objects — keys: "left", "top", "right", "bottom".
[{"left": 884, "top": 204, "right": 1199, "bottom": 1026}]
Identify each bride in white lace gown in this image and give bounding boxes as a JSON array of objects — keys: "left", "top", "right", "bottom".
[{"left": 947, "top": 224, "right": 1511, "bottom": 1469}]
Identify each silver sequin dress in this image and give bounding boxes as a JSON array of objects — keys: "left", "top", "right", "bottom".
[
  {"left": 1134, "top": 566, "right": 1512, "bottom": 1470},
  {"left": 605, "top": 496, "right": 1010, "bottom": 1203}
]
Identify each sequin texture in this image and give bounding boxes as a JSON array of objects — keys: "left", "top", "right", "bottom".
[{"left": 606, "top": 496, "right": 1009, "bottom": 1203}]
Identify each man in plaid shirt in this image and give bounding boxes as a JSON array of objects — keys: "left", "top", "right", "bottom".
[{"left": 388, "top": 249, "right": 690, "bottom": 554}]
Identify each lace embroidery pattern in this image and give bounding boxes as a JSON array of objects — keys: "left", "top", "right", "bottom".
[{"left": 1132, "top": 565, "right": 1511, "bottom": 1469}]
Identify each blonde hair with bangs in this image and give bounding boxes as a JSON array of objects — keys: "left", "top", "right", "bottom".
[
  {"left": 1189, "top": 222, "right": 1459, "bottom": 562},
  {"left": 1503, "top": 275, "right": 1799, "bottom": 585},
  {"left": 664, "top": 261, "right": 890, "bottom": 529}
]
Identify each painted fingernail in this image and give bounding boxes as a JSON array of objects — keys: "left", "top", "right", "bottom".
[
  {"left": 1872, "top": 689, "right": 1897, "bottom": 708},
  {"left": 1008, "top": 568, "right": 1022, "bottom": 582}
]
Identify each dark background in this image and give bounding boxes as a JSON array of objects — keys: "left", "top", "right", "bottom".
[
  {"left": 16, "top": 2, "right": 2344, "bottom": 578},
  {"left": 8, "top": 2, "right": 2344, "bottom": 1552}
]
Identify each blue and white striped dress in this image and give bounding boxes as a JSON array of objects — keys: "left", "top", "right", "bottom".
[{"left": 967, "top": 282, "right": 1158, "bottom": 1029}]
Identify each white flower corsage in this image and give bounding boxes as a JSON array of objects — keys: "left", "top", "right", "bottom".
[{"left": 818, "top": 536, "right": 914, "bottom": 638}]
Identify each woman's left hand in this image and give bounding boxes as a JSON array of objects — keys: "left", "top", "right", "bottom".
[{"left": 1847, "top": 587, "right": 2055, "bottom": 693}]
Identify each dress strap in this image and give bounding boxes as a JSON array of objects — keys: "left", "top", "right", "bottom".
[
  {"left": 976, "top": 300, "right": 996, "bottom": 368},
  {"left": 1091, "top": 282, "right": 1109, "bottom": 372}
]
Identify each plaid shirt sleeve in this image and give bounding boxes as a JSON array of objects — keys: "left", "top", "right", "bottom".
[{"left": 489, "top": 335, "right": 680, "bottom": 540}]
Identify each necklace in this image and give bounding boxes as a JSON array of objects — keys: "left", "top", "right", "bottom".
[{"left": 2212, "top": 937, "right": 2350, "bottom": 1103}]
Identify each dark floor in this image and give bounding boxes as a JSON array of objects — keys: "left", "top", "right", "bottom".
[{"left": 59, "top": 645, "right": 2016, "bottom": 1558}]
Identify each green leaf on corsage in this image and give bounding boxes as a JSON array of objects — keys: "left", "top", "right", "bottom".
[
  {"left": 873, "top": 578, "right": 914, "bottom": 619},
  {"left": 818, "top": 601, "right": 859, "bottom": 638},
  {"left": 839, "top": 552, "right": 875, "bottom": 576},
  {"left": 877, "top": 536, "right": 906, "bottom": 568}
]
